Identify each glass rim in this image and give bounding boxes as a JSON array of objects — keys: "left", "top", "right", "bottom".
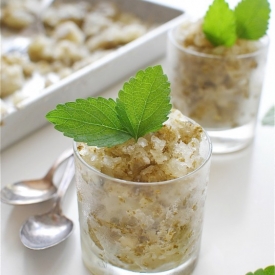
[
  {"left": 73, "top": 120, "right": 212, "bottom": 186},
  {"left": 168, "top": 26, "right": 269, "bottom": 60}
]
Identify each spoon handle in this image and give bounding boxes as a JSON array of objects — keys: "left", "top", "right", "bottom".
[
  {"left": 52, "top": 156, "right": 75, "bottom": 214},
  {"left": 57, "top": 156, "right": 75, "bottom": 199},
  {"left": 44, "top": 148, "right": 73, "bottom": 182}
]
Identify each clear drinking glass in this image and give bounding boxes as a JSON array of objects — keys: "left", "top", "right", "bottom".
[
  {"left": 73, "top": 119, "right": 212, "bottom": 275},
  {"left": 167, "top": 25, "right": 269, "bottom": 154}
]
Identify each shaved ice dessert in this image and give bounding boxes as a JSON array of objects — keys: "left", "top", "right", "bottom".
[
  {"left": 74, "top": 109, "right": 212, "bottom": 274},
  {"left": 46, "top": 65, "right": 212, "bottom": 274}
]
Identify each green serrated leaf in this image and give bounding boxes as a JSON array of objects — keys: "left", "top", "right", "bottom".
[
  {"left": 254, "top": 269, "right": 267, "bottom": 275},
  {"left": 264, "top": 265, "right": 275, "bottom": 275},
  {"left": 203, "top": 0, "right": 237, "bottom": 47},
  {"left": 262, "top": 106, "right": 274, "bottom": 126},
  {"left": 116, "top": 65, "right": 171, "bottom": 140},
  {"left": 46, "top": 65, "right": 172, "bottom": 148},
  {"left": 246, "top": 265, "right": 275, "bottom": 275},
  {"left": 46, "top": 97, "right": 132, "bottom": 147},
  {"left": 234, "top": 0, "right": 270, "bottom": 40}
]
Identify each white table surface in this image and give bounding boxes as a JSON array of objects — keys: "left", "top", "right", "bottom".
[{"left": 1, "top": 1, "right": 274, "bottom": 275}]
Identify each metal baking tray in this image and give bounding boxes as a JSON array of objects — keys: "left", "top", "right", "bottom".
[{"left": 0, "top": 0, "right": 185, "bottom": 151}]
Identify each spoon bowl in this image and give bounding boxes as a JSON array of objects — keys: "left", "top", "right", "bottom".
[
  {"left": 20, "top": 211, "right": 74, "bottom": 250},
  {"left": 1, "top": 179, "right": 57, "bottom": 205},
  {"left": 20, "top": 157, "right": 75, "bottom": 250},
  {"left": 1, "top": 149, "right": 73, "bottom": 205}
]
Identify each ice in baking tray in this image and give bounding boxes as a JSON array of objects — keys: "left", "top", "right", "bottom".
[
  {"left": 0, "top": 0, "right": 185, "bottom": 151},
  {"left": 1, "top": 0, "right": 157, "bottom": 106}
]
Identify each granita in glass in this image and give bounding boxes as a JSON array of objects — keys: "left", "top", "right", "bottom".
[
  {"left": 167, "top": 0, "right": 270, "bottom": 153},
  {"left": 46, "top": 65, "right": 212, "bottom": 274}
]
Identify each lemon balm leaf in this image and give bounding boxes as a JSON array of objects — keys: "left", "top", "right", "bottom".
[
  {"left": 116, "top": 65, "right": 171, "bottom": 140},
  {"left": 246, "top": 265, "right": 275, "bottom": 275},
  {"left": 46, "top": 65, "right": 172, "bottom": 147},
  {"left": 264, "top": 265, "right": 275, "bottom": 275},
  {"left": 234, "top": 0, "right": 270, "bottom": 40},
  {"left": 246, "top": 269, "right": 265, "bottom": 275},
  {"left": 202, "top": 0, "right": 271, "bottom": 46},
  {"left": 45, "top": 97, "right": 132, "bottom": 147},
  {"left": 203, "top": 0, "right": 237, "bottom": 47}
]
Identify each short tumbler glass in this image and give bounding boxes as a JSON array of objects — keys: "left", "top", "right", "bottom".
[
  {"left": 167, "top": 26, "right": 269, "bottom": 153},
  {"left": 73, "top": 129, "right": 212, "bottom": 275}
]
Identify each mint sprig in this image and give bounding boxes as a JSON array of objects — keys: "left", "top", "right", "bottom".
[
  {"left": 234, "top": 0, "right": 271, "bottom": 40},
  {"left": 46, "top": 65, "right": 172, "bottom": 148},
  {"left": 203, "top": 0, "right": 271, "bottom": 47},
  {"left": 45, "top": 97, "right": 132, "bottom": 147},
  {"left": 203, "top": 0, "right": 237, "bottom": 47},
  {"left": 246, "top": 265, "right": 275, "bottom": 275},
  {"left": 116, "top": 66, "right": 171, "bottom": 140}
]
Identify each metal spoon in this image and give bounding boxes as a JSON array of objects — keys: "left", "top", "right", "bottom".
[
  {"left": 20, "top": 156, "right": 74, "bottom": 250},
  {"left": 1, "top": 148, "right": 73, "bottom": 205}
]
